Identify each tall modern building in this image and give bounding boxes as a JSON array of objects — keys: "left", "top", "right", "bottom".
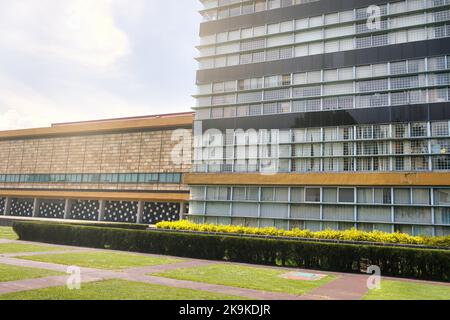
[{"left": 186, "top": 0, "right": 450, "bottom": 236}]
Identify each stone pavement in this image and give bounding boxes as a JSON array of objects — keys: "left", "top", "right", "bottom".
[{"left": 0, "top": 239, "right": 447, "bottom": 300}]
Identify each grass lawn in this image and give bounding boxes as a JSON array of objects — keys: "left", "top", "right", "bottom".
[
  {"left": 20, "top": 251, "right": 183, "bottom": 270},
  {"left": 0, "top": 227, "right": 18, "bottom": 240},
  {"left": 0, "top": 279, "right": 247, "bottom": 300},
  {"left": 364, "top": 280, "right": 450, "bottom": 300},
  {"left": 0, "top": 263, "right": 62, "bottom": 282},
  {"left": 155, "top": 263, "right": 335, "bottom": 296},
  {"left": 0, "top": 243, "right": 67, "bottom": 254}
]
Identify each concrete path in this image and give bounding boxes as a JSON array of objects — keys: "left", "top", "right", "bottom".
[
  {"left": 302, "top": 275, "right": 370, "bottom": 300},
  {"left": 0, "top": 275, "right": 107, "bottom": 295},
  {"left": 1, "top": 249, "right": 90, "bottom": 258},
  {"left": 0, "top": 239, "right": 447, "bottom": 300}
]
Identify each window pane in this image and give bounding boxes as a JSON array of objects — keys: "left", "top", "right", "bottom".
[
  {"left": 339, "top": 188, "right": 355, "bottom": 203},
  {"left": 374, "top": 188, "right": 392, "bottom": 204},
  {"left": 305, "top": 188, "right": 320, "bottom": 202},
  {"left": 434, "top": 189, "right": 450, "bottom": 205},
  {"left": 412, "top": 189, "right": 430, "bottom": 205},
  {"left": 357, "top": 188, "right": 373, "bottom": 204},
  {"left": 394, "top": 189, "right": 411, "bottom": 205},
  {"left": 323, "top": 188, "right": 337, "bottom": 203}
]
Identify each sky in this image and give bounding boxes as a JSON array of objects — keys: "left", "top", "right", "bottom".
[{"left": 0, "top": 0, "right": 202, "bottom": 130}]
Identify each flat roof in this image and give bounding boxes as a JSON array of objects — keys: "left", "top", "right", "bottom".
[
  {"left": 51, "top": 112, "right": 195, "bottom": 126},
  {"left": 0, "top": 112, "right": 195, "bottom": 140}
]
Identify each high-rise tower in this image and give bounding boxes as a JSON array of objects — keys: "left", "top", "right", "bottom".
[{"left": 187, "top": 0, "right": 450, "bottom": 236}]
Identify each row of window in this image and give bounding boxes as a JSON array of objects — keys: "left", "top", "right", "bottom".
[
  {"left": 0, "top": 173, "right": 183, "bottom": 184},
  {"left": 195, "top": 156, "right": 450, "bottom": 172},
  {"left": 195, "top": 122, "right": 450, "bottom": 172},
  {"left": 200, "top": 122, "right": 450, "bottom": 145},
  {"left": 190, "top": 203, "right": 450, "bottom": 229},
  {"left": 199, "top": 7, "right": 450, "bottom": 58},
  {"left": 197, "top": 139, "right": 450, "bottom": 158},
  {"left": 201, "top": 0, "right": 448, "bottom": 26},
  {"left": 191, "top": 186, "right": 450, "bottom": 206},
  {"left": 201, "top": 0, "right": 318, "bottom": 21},
  {"left": 198, "top": 24, "right": 450, "bottom": 69},
  {"left": 188, "top": 215, "right": 450, "bottom": 236},
  {"left": 197, "top": 55, "right": 449, "bottom": 95},
  {"left": 196, "top": 87, "right": 450, "bottom": 119},
  {"left": 197, "top": 72, "right": 450, "bottom": 108}
]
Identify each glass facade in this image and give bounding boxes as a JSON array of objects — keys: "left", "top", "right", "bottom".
[
  {"left": 191, "top": 0, "right": 450, "bottom": 236},
  {"left": 197, "top": 1, "right": 450, "bottom": 69},
  {"left": 193, "top": 121, "right": 450, "bottom": 173},
  {"left": 190, "top": 185, "right": 450, "bottom": 236}
]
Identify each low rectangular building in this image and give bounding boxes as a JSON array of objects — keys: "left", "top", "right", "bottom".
[{"left": 0, "top": 112, "right": 194, "bottom": 224}]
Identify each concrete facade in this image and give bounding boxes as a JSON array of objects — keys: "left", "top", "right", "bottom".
[{"left": 0, "top": 113, "right": 194, "bottom": 224}]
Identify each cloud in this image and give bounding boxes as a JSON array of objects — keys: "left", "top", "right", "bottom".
[
  {"left": 0, "top": 73, "right": 151, "bottom": 130},
  {"left": 0, "top": 0, "right": 199, "bottom": 130},
  {"left": 0, "top": 0, "right": 131, "bottom": 67}
]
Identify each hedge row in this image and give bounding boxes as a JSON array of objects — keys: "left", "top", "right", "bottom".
[
  {"left": 41, "top": 221, "right": 149, "bottom": 230},
  {"left": 157, "top": 220, "right": 450, "bottom": 248},
  {"left": 13, "top": 221, "right": 450, "bottom": 281},
  {"left": 5, "top": 219, "right": 149, "bottom": 230}
]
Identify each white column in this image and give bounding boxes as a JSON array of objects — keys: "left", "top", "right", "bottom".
[
  {"left": 3, "top": 198, "right": 11, "bottom": 216},
  {"left": 136, "top": 201, "right": 144, "bottom": 224},
  {"left": 98, "top": 200, "right": 106, "bottom": 221},
  {"left": 179, "top": 202, "right": 186, "bottom": 221},
  {"left": 32, "top": 198, "right": 40, "bottom": 218},
  {"left": 63, "top": 199, "right": 72, "bottom": 220}
]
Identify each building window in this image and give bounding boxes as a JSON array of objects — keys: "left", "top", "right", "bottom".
[
  {"left": 305, "top": 188, "right": 321, "bottom": 202},
  {"left": 394, "top": 188, "right": 411, "bottom": 205}
]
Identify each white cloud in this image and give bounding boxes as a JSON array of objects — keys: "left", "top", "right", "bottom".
[
  {"left": 0, "top": 0, "right": 198, "bottom": 130},
  {"left": 0, "top": 74, "right": 151, "bottom": 130},
  {"left": 0, "top": 0, "right": 132, "bottom": 67}
]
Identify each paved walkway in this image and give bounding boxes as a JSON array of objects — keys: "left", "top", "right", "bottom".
[{"left": 0, "top": 239, "right": 447, "bottom": 300}]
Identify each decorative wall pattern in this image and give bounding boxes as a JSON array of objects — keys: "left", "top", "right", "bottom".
[
  {"left": 69, "top": 200, "right": 99, "bottom": 221},
  {"left": 10, "top": 198, "right": 34, "bottom": 217},
  {"left": 38, "top": 199, "right": 65, "bottom": 219},
  {"left": 103, "top": 201, "right": 138, "bottom": 223},
  {"left": 0, "top": 127, "right": 191, "bottom": 192},
  {"left": 0, "top": 197, "right": 5, "bottom": 214},
  {"left": 143, "top": 202, "right": 180, "bottom": 224}
]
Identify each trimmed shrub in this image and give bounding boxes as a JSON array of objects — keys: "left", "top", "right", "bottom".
[
  {"left": 13, "top": 221, "right": 450, "bottom": 282},
  {"left": 156, "top": 220, "right": 450, "bottom": 248},
  {"left": 5, "top": 219, "right": 149, "bottom": 230},
  {"left": 45, "top": 221, "right": 149, "bottom": 230}
]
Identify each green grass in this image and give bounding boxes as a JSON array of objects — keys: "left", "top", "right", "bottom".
[
  {"left": 364, "top": 280, "right": 450, "bottom": 300},
  {"left": 0, "top": 279, "right": 247, "bottom": 300},
  {"left": 155, "top": 263, "right": 335, "bottom": 296},
  {"left": 0, "top": 243, "right": 67, "bottom": 254},
  {"left": 21, "top": 251, "right": 183, "bottom": 270},
  {"left": 0, "top": 227, "right": 18, "bottom": 240},
  {"left": 0, "top": 263, "right": 62, "bottom": 282}
]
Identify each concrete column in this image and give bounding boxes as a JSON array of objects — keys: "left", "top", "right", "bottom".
[
  {"left": 3, "top": 198, "right": 11, "bottom": 216},
  {"left": 179, "top": 202, "right": 186, "bottom": 221},
  {"left": 136, "top": 201, "right": 144, "bottom": 224},
  {"left": 98, "top": 200, "right": 106, "bottom": 221},
  {"left": 63, "top": 199, "right": 72, "bottom": 220},
  {"left": 32, "top": 198, "right": 40, "bottom": 218}
]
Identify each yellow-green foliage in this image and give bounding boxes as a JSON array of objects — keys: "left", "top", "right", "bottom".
[{"left": 156, "top": 220, "right": 450, "bottom": 248}]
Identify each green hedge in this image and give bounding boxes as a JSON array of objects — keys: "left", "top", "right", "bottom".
[
  {"left": 7, "top": 219, "right": 149, "bottom": 230},
  {"left": 13, "top": 221, "right": 450, "bottom": 282},
  {"left": 42, "top": 221, "right": 149, "bottom": 230},
  {"left": 157, "top": 220, "right": 450, "bottom": 247}
]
